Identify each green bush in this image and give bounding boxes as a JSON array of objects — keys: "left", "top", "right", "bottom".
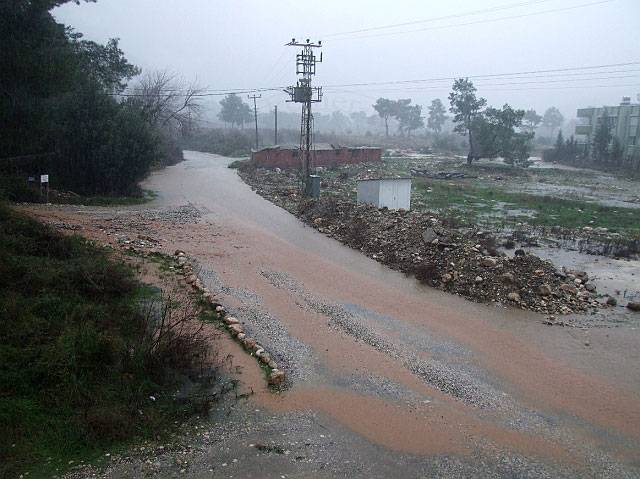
[
  {"left": 0, "top": 176, "right": 44, "bottom": 203},
  {"left": 0, "top": 204, "right": 200, "bottom": 477},
  {"left": 49, "top": 83, "right": 158, "bottom": 196},
  {"left": 1, "top": 1, "right": 179, "bottom": 198}
]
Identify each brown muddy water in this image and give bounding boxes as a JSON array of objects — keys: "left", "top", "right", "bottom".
[{"left": 136, "top": 151, "right": 640, "bottom": 478}]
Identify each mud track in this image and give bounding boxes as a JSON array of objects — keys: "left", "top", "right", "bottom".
[{"left": 22, "top": 151, "right": 640, "bottom": 478}]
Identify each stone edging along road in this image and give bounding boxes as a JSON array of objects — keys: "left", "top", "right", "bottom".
[{"left": 174, "top": 250, "right": 286, "bottom": 387}]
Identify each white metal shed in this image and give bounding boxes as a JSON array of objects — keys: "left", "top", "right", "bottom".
[{"left": 356, "top": 177, "right": 411, "bottom": 210}]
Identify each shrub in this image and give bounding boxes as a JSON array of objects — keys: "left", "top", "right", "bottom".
[
  {"left": 0, "top": 204, "right": 206, "bottom": 476},
  {"left": 50, "top": 83, "right": 158, "bottom": 196}
]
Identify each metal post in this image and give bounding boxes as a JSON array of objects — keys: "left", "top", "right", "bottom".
[
  {"left": 305, "top": 97, "right": 312, "bottom": 191},
  {"left": 284, "top": 38, "right": 323, "bottom": 196},
  {"left": 248, "top": 94, "right": 261, "bottom": 150},
  {"left": 274, "top": 105, "right": 278, "bottom": 145}
]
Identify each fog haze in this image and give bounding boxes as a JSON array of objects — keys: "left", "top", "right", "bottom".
[{"left": 54, "top": 0, "right": 640, "bottom": 118}]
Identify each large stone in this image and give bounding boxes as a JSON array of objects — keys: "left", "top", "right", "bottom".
[
  {"left": 224, "top": 316, "right": 240, "bottom": 325},
  {"left": 268, "top": 370, "right": 285, "bottom": 386},
  {"left": 537, "top": 284, "right": 552, "bottom": 296},
  {"left": 259, "top": 353, "right": 271, "bottom": 364},
  {"left": 627, "top": 302, "right": 640, "bottom": 312},
  {"left": 500, "top": 273, "right": 515, "bottom": 284},
  {"left": 573, "top": 270, "right": 589, "bottom": 281},
  {"left": 507, "top": 292, "right": 521, "bottom": 302},
  {"left": 422, "top": 228, "right": 438, "bottom": 243},
  {"left": 481, "top": 257, "right": 497, "bottom": 267},
  {"left": 243, "top": 338, "right": 257, "bottom": 350},
  {"left": 560, "top": 283, "right": 578, "bottom": 295},
  {"left": 228, "top": 324, "right": 243, "bottom": 336}
]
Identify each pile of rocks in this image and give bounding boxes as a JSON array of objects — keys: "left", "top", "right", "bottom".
[
  {"left": 239, "top": 168, "right": 604, "bottom": 315},
  {"left": 297, "top": 199, "right": 600, "bottom": 315},
  {"left": 175, "top": 251, "right": 285, "bottom": 386}
]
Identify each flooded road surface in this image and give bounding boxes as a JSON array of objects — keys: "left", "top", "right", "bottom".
[{"left": 140, "top": 151, "right": 640, "bottom": 478}]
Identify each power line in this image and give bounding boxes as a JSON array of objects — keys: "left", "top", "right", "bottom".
[
  {"left": 261, "top": 49, "right": 291, "bottom": 87},
  {"left": 322, "top": 0, "right": 555, "bottom": 38},
  {"left": 321, "top": 61, "right": 640, "bottom": 89},
  {"left": 113, "top": 61, "right": 640, "bottom": 97},
  {"left": 330, "top": 83, "right": 640, "bottom": 95},
  {"left": 323, "top": 74, "right": 640, "bottom": 92},
  {"left": 112, "top": 87, "right": 284, "bottom": 98},
  {"left": 463, "top": 83, "right": 640, "bottom": 92},
  {"left": 324, "top": 68, "right": 640, "bottom": 85},
  {"left": 323, "top": 0, "right": 613, "bottom": 42}
]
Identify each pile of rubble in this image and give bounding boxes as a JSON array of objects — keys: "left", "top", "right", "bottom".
[
  {"left": 239, "top": 168, "right": 605, "bottom": 315},
  {"left": 298, "top": 199, "right": 601, "bottom": 314}
]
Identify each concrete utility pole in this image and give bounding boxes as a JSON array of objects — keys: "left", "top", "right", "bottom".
[
  {"left": 274, "top": 105, "right": 278, "bottom": 145},
  {"left": 284, "top": 38, "right": 323, "bottom": 196},
  {"left": 248, "top": 94, "right": 261, "bottom": 150}
]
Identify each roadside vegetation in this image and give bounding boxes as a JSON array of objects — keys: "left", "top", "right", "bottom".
[
  {"left": 50, "top": 189, "right": 158, "bottom": 206},
  {"left": 0, "top": 204, "right": 207, "bottom": 478},
  {"left": 0, "top": 174, "right": 158, "bottom": 207},
  {"left": 1, "top": 1, "right": 200, "bottom": 200},
  {"left": 544, "top": 124, "right": 640, "bottom": 176}
]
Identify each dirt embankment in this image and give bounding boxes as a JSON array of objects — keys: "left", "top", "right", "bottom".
[{"left": 239, "top": 167, "right": 609, "bottom": 316}]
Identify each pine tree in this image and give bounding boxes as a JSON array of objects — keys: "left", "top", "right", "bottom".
[{"left": 592, "top": 110, "right": 612, "bottom": 164}]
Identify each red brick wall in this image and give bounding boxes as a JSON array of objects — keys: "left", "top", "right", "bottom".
[{"left": 252, "top": 148, "right": 381, "bottom": 169}]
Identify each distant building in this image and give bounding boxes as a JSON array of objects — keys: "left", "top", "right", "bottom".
[
  {"left": 357, "top": 177, "right": 412, "bottom": 211},
  {"left": 251, "top": 143, "right": 382, "bottom": 169},
  {"left": 575, "top": 96, "right": 640, "bottom": 162}
]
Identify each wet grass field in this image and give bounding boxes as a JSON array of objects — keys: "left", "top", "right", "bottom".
[{"left": 320, "top": 155, "right": 640, "bottom": 239}]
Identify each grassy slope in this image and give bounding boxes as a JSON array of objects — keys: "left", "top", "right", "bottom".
[{"left": 0, "top": 204, "right": 187, "bottom": 477}]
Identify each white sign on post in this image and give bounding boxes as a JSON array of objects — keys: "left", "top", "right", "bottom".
[{"left": 40, "top": 174, "right": 49, "bottom": 184}]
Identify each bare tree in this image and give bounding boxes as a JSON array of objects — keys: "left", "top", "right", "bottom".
[{"left": 127, "top": 70, "right": 203, "bottom": 135}]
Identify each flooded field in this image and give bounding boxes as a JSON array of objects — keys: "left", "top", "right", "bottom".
[{"left": 299, "top": 154, "right": 640, "bottom": 324}]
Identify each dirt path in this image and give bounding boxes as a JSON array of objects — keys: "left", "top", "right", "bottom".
[{"left": 21, "top": 151, "right": 640, "bottom": 478}]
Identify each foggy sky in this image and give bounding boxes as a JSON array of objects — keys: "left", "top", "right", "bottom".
[{"left": 54, "top": 0, "right": 640, "bottom": 119}]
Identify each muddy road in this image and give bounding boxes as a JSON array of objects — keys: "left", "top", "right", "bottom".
[{"left": 35, "top": 151, "right": 640, "bottom": 478}]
